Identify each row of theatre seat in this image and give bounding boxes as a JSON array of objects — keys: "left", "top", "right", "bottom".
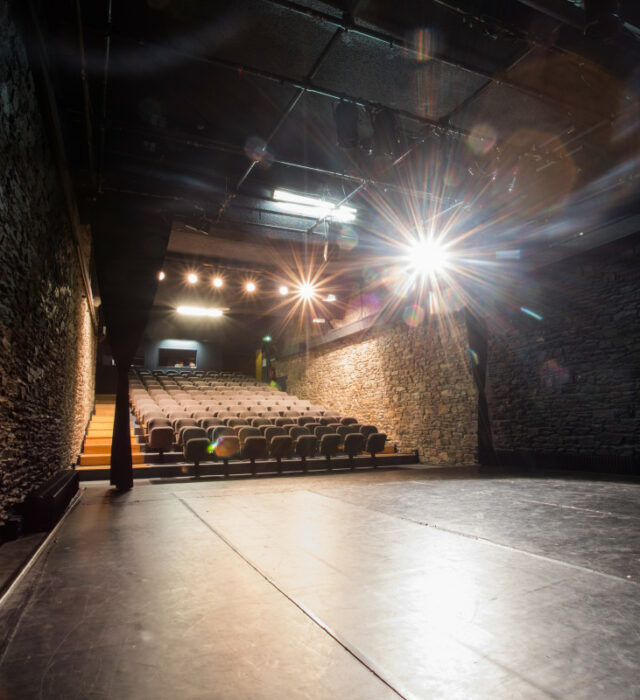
[{"left": 129, "top": 369, "right": 388, "bottom": 472}]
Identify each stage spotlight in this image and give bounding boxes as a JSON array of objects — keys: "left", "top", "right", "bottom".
[
  {"left": 158, "top": 271, "right": 166, "bottom": 281},
  {"left": 297, "top": 282, "right": 316, "bottom": 301},
  {"left": 279, "top": 285, "right": 289, "bottom": 296},
  {"left": 245, "top": 281, "right": 256, "bottom": 292},
  {"left": 187, "top": 272, "right": 198, "bottom": 284},
  {"left": 334, "top": 101, "right": 359, "bottom": 148},
  {"left": 406, "top": 238, "right": 450, "bottom": 279},
  {"left": 213, "top": 276, "right": 223, "bottom": 288}
]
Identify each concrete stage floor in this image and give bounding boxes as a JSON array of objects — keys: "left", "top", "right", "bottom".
[{"left": 0, "top": 467, "right": 638, "bottom": 699}]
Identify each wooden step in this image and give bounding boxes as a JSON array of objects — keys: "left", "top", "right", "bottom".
[
  {"left": 83, "top": 443, "right": 141, "bottom": 455},
  {"left": 79, "top": 452, "right": 147, "bottom": 467}
]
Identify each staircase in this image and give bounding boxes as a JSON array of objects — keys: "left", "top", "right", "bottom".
[{"left": 78, "top": 395, "right": 145, "bottom": 468}]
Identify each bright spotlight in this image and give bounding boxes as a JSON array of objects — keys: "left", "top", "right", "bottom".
[
  {"left": 213, "top": 276, "right": 223, "bottom": 288},
  {"left": 177, "top": 305, "right": 223, "bottom": 317},
  {"left": 406, "top": 238, "right": 450, "bottom": 278},
  {"left": 297, "top": 282, "right": 316, "bottom": 300},
  {"left": 187, "top": 272, "right": 198, "bottom": 284},
  {"left": 263, "top": 335, "right": 272, "bottom": 342},
  {"left": 245, "top": 281, "right": 256, "bottom": 292},
  {"left": 279, "top": 285, "right": 289, "bottom": 296},
  {"left": 158, "top": 271, "right": 166, "bottom": 281}
]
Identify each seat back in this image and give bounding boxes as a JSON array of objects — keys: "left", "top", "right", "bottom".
[
  {"left": 212, "top": 425, "right": 234, "bottom": 442},
  {"left": 319, "top": 415, "right": 340, "bottom": 425},
  {"left": 241, "top": 436, "right": 268, "bottom": 461},
  {"left": 289, "top": 426, "right": 309, "bottom": 441},
  {"left": 264, "top": 426, "right": 286, "bottom": 444},
  {"left": 238, "top": 426, "right": 261, "bottom": 444},
  {"left": 149, "top": 426, "right": 173, "bottom": 450},
  {"left": 174, "top": 417, "right": 198, "bottom": 432},
  {"left": 269, "top": 435, "right": 293, "bottom": 459},
  {"left": 319, "top": 433, "right": 341, "bottom": 458},
  {"left": 359, "top": 424, "right": 378, "bottom": 439},
  {"left": 147, "top": 417, "right": 170, "bottom": 432},
  {"left": 314, "top": 425, "right": 332, "bottom": 440},
  {"left": 297, "top": 416, "right": 316, "bottom": 426},
  {"left": 340, "top": 417, "right": 358, "bottom": 425},
  {"left": 343, "top": 432, "right": 365, "bottom": 457},
  {"left": 184, "top": 437, "right": 211, "bottom": 463},
  {"left": 295, "top": 435, "right": 317, "bottom": 459},
  {"left": 252, "top": 417, "right": 272, "bottom": 428},
  {"left": 366, "top": 432, "right": 387, "bottom": 455},
  {"left": 200, "top": 417, "right": 223, "bottom": 429},
  {"left": 180, "top": 426, "right": 207, "bottom": 446}
]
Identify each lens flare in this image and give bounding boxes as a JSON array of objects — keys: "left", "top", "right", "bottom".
[
  {"left": 297, "top": 282, "right": 316, "bottom": 300},
  {"left": 402, "top": 304, "right": 425, "bottom": 327},
  {"left": 406, "top": 238, "right": 450, "bottom": 278}
]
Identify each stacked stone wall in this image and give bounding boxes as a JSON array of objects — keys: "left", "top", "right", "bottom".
[
  {"left": 0, "top": 3, "right": 96, "bottom": 525},
  {"left": 274, "top": 314, "right": 478, "bottom": 465},
  {"left": 487, "top": 241, "right": 640, "bottom": 459}
]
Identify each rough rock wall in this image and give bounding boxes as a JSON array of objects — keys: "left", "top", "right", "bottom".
[
  {"left": 487, "top": 241, "right": 640, "bottom": 460},
  {"left": 274, "top": 314, "right": 478, "bottom": 465},
  {"left": 0, "top": 2, "right": 96, "bottom": 525}
]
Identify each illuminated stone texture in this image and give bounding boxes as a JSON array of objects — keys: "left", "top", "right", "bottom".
[
  {"left": 0, "top": 4, "right": 96, "bottom": 526},
  {"left": 275, "top": 313, "right": 478, "bottom": 465}
]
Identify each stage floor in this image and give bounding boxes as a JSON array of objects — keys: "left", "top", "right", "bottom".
[{"left": 1, "top": 467, "right": 638, "bottom": 699}]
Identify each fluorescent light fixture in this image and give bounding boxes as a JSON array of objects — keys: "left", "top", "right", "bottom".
[
  {"left": 312, "top": 318, "right": 326, "bottom": 324},
  {"left": 279, "top": 285, "right": 289, "bottom": 295},
  {"left": 158, "top": 271, "right": 166, "bottom": 281},
  {"left": 177, "top": 305, "right": 223, "bottom": 317},
  {"left": 187, "top": 273, "right": 198, "bottom": 284},
  {"left": 273, "top": 189, "right": 357, "bottom": 223},
  {"left": 324, "top": 294, "right": 336, "bottom": 302}
]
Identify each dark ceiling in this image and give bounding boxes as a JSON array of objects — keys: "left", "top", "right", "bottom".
[{"left": 32, "top": 0, "right": 640, "bottom": 343}]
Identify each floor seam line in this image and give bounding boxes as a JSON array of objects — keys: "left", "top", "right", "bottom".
[
  {"left": 310, "top": 489, "right": 639, "bottom": 586},
  {"left": 176, "top": 496, "right": 414, "bottom": 700}
]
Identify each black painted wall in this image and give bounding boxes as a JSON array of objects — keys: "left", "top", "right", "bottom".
[{"left": 487, "top": 237, "right": 640, "bottom": 468}]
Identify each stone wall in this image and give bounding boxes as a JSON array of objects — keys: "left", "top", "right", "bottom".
[
  {"left": 0, "top": 3, "right": 96, "bottom": 526},
  {"left": 487, "top": 239, "right": 640, "bottom": 460},
  {"left": 274, "top": 314, "right": 478, "bottom": 465}
]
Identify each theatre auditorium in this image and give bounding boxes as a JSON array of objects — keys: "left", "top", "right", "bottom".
[{"left": 0, "top": 0, "right": 639, "bottom": 697}]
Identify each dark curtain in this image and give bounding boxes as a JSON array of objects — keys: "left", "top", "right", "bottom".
[{"left": 92, "top": 195, "right": 170, "bottom": 490}]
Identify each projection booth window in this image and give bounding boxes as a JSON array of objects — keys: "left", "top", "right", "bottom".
[{"left": 158, "top": 348, "right": 197, "bottom": 367}]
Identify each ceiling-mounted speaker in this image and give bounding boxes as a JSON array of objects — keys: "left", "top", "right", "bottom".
[
  {"left": 373, "top": 108, "right": 403, "bottom": 159},
  {"left": 335, "top": 101, "right": 359, "bottom": 148}
]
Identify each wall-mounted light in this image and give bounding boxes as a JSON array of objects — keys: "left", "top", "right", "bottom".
[
  {"left": 324, "top": 294, "right": 336, "bottom": 302},
  {"left": 158, "top": 271, "right": 166, "bottom": 281},
  {"left": 262, "top": 335, "right": 272, "bottom": 342},
  {"left": 187, "top": 272, "right": 198, "bottom": 284},
  {"left": 212, "top": 276, "right": 223, "bottom": 288},
  {"left": 279, "top": 285, "right": 289, "bottom": 296},
  {"left": 245, "top": 281, "right": 257, "bottom": 293}
]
